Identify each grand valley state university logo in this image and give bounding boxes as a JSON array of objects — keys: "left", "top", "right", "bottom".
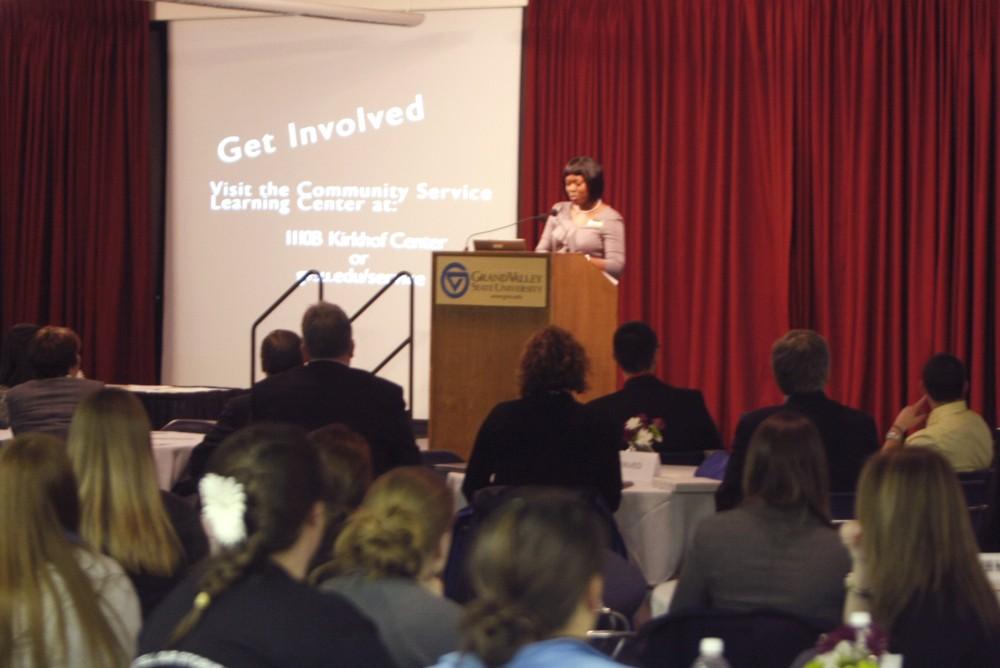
[{"left": 440, "top": 262, "right": 470, "bottom": 298}]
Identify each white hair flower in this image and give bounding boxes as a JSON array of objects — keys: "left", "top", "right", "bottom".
[{"left": 200, "top": 473, "right": 247, "bottom": 547}]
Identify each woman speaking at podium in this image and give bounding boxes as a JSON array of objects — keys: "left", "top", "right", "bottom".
[{"left": 535, "top": 156, "right": 625, "bottom": 279}]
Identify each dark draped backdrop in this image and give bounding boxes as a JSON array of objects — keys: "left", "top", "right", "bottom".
[
  {"left": 1, "top": 0, "right": 997, "bottom": 442},
  {"left": 520, "top": 0, "right": 1000, "bottom": 442},
  {"left": 0, "top": 0, "right": 155, "bottom": 383}
]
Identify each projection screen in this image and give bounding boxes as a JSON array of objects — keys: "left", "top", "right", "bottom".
[{"left": 162, "top": 7, "right": 524, "bottom": 419}]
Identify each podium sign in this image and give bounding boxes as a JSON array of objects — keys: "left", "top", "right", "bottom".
[
  {"left": 434, "top": 254, "right": 548, "bottom": 308},
  {"left": 430, "top": 251, "right": 617, "bottom": 459}
]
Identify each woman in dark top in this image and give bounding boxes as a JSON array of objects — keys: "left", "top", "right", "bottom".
[
  {"left": 135, "top": 423, "right": 393, "bottom": 667},
  {"left": 462, "top": 326, "right": 622, "bottom": 511},
  {"left": 67, "top": 388, "right": 208, "bottom": 617},
  {"left": 841, "top": 448, "right": 1000, "bottom": 667}
]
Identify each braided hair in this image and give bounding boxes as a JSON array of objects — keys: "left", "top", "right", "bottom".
[{"left": 168, "top": 423, "right": 323, "bottom": 644}]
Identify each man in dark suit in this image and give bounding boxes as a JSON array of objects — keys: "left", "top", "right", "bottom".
[
  {"left": 6, "top": 325, "right": 103, "bottom": 438},
  {"left": 584, "top": 321, "right": 722, "bottom": 464},
  {"left": 249, "top": 302, "right": 421, "bottom": 476},
  {"left": 175, "top": 329, "right": 304, "bottom": 493},
  {"left": 715, "top": 329, "right": 879, "bottom": 511}
]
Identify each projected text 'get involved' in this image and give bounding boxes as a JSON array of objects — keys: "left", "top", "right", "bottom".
[{"left": 216, "top": 94, "right": 426, "bottom": 164}]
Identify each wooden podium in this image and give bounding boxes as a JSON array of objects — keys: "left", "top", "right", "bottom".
[{"left": 429, "top": 251, "right": 618, "bottom": 459}]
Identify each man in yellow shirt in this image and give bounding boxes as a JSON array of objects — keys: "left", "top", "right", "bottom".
[{"left": 883, "top": 354, "right": 994, "bottom": 472}]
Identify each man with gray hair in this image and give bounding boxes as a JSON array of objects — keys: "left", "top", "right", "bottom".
[
  {"left": 715, "top": 329, "right": 879, "bottom": 511},
  {"left": 250, "top": 302, "right": 421, "bottom": 476}
]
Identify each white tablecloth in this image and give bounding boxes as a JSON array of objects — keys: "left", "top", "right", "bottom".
[
  {"left": 618, "top": 467, "right": 720, "bottom": 585},
  {"left": 151, "top": 431, "right": 203, "bottom": 490},
  {"left": 446, "top": 465, "right": 720, "bottom": 585}
]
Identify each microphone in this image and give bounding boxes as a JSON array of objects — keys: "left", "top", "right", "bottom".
[{"left": 463, "top": 209, "right": 557, "bottom": 251}]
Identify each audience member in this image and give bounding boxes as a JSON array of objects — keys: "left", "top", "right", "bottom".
[
  {"left": 67, "top": 388, "right": 208, "bottom": 617},
  {"left": 444, "top": 484, "right": 647, "bottom": 622},
  {"left": 5, "top": 326, "right": 103, "bottom": 438},
  {"left": 320, "top": 466, "right": 461, "bottom": 668},
  {"left": 584, "top": 321, "right": 722, "bottom": 464},
  {"left": 840, "top": 448, "right": 1000, "bottom": 666},
  {"left": 882, "top": 353, "right": 993, "bottom": 472},
  {"left": 250, "top": 302, "right": 421, "bottom": 475},
  {"left": 177, "top": 328, "right": 304, "bottom": 491},
  {"left": 432, "top": 490, "right": 627, "bottom": 668},
  {"left": 135, "top": 424, "right": 393, "bottom": 667},
  {"left": 0, "top": 322, "right": 40, "bottom": 428},
  {"left": 463, "top": 326, "right": 622, "bottom": 511},
  {"left": 0, "top": 433, "right": 140, "bottom": 667},
  {"left": 671, "top": 412, "right": 850, "bottom": 629},
  {"left": 716, "top": 329, "right": 879, "bottom": 510},
  {"left": 307, "top": 423, "right": 374, "bottom": 574}
]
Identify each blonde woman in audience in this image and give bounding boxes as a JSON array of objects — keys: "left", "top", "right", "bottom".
[
  {"left": 134, "top": 424, "right": 393, "bottom": 666},
  {"left": 0, "top": 433, "right": 140, "bottom": 667},
  {"left": 433, "top": 489, "right": 627, "bottom": 668},
  {"left": 841, "top": 448, "right": 1000, "bottom": 666},
  {"left": 67, "top": 388, "right": 207, "bottom": 617},
  {"left": 320, "top": 466, "right": 460, "bottom": 668}
]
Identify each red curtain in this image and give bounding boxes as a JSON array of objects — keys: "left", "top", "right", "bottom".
[
  {"left": 520, "top": 0, "right": 1000, "bottom": 442},
  {"left": 0, "top": 0, "right": 155, "bottom": 383}
]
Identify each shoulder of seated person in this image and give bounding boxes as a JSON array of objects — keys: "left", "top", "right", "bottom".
[{"left": 904, "top": 430, "right": 934, "bottom": 445}]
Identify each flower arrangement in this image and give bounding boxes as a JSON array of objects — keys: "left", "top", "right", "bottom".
[
  {"left": 623, "top": 414, "right": 664, "bottom": 452},
  {"left": 804, "top": 622, "right": 889, "bottom": 668}
]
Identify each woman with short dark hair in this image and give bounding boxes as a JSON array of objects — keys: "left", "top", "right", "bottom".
[
  {"left": 670, "top": 411, "right": 851, "bottom": 629},
  {"left": 536, "top": 156, "right": 626, "bottom": 278},
  {"left": 462, "top": 326, "right": 622, "bottom": 512}
]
